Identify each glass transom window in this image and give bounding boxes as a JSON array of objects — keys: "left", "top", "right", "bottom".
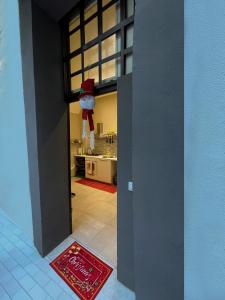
[{"left": 63, "top": 0, "right": 135, "bottom": 96}]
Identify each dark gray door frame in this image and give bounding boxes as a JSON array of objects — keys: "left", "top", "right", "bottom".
[
  {"left": 19, "top": 1, "right": 184, "bottom": 299},
  {"left": 19, "top": 0, "right": 71, "bottom": 256},
  {"left": 117, "top": 74, "right": 134, "bottom": 290},
  {"left": 132, "top": 1, "right": 184, "bottom": 299}
]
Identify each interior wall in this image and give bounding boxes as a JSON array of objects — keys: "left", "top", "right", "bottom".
[
  {"left": 0, "top": 0, "right": 33, "bottom": 239},
  {"left": 132, "top": 0, "right": 184, "bottom": 299},
  {"left": 70, "top": 92, "right": 117, "bottom": 139},
  {"left": 70, "top": 113, "right": 81, "bottom": 140},
  {"left": 94, "top": 93, "right": 117, "bottom": 134},
  {"left": 185, "top": 1, "right": 225, "bottom": 298}
]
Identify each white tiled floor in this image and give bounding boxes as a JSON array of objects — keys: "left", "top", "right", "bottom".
[
  {"left": 0, "top": 208, "right": 135, "bottom": 299},
  {"left": 71, "top": 177, "right": 117, "bottom": 267}
]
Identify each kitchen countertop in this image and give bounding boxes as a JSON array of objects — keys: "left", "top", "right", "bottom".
[{"left": 75, "top": 154, "right": 117, "bottom": 161}]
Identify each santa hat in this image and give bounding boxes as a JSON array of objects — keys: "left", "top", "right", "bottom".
[{"left": 79, "top": 78, "right": 95, "bottom": 98}]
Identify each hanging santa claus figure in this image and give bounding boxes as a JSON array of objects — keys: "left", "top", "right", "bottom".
[{"left": 79, "top": 79, "right": 95, "bottom": 150}]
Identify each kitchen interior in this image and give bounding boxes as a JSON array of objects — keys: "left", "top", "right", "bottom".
[{"left": 70, "top": 91, "right": 117, "bottom": 267}]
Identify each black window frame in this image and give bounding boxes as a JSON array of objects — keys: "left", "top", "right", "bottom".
[{"left": 60, "top": 0, "right": 135, "bottom": 102}]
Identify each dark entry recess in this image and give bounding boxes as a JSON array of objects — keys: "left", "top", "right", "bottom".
[{"left": 18, "top": 1, "right": 184, "bottom": 298}]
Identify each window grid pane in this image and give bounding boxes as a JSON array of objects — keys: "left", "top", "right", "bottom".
[
  {"left": 66, "top": 0, "right": 134, "bottom": 94},
  {"left": 85, "top": 17, "right": 98, "bottom": 44},
  {"left": 70, "top": 30, "right": 81, "bottom": 53},
  {"left": 126, "top": 24, "right": 133, "bottom": 48},
  {"left": 71, "top": 73, "right": 82, "bottom": 91},
  {"left": 101, "top": 34, "right": 121, "bottom": 59},
  {"left": 103, "top": 3, "right": 120, "bottom": 33},
  {"left": 84, "top": 0, "right": 97, "bottom": 20},
  {"left": 126, "top": 0, "right": 134, "bottom": 17},
  {"left": 102, "top": 0, "right": 111, "bottom": 7},
  {"left": 125, "top": 53, "right": 133, "bottom": 74},
  {"left": 84, "top": 44, "right": 99, "bottom": 67},
  {"left": 85, "top": 66, "right": 99, "bottom": 83},
  {"left": 102, "top": 58, "right": 121, "bottom": 82},
  {"left": 70, "top": 54, "right": 82, "bottom": 73},
  {"left": 69, "top": 15, "right": 80, "bottom": 32}
]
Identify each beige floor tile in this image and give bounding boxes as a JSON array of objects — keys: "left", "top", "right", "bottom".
[
  {"left": 101, "top": 241, "right": 117, "bottom": 266},
  {"left": 108, "top": 214, "right": 117, "bottom": 227},
  {"left": 71, "top": 222, "right": 103, "bottom": 245},
  {"left": 71, "top": 178, "right": 117, "bottom": 266},
  {"left": 72, "top": 197, "right": 97, "bottom": 213},
  {"left": 73, "top": 213, "right": 106, "bottom": 231},
  {"left": 88, "top": 225, "right": 117, "bottom": 250},
  {"left": 71, "top": 208, "right": 82, "bottom": 221},
  {"left": 85, "top": 204, "right": 116, "bottom": 225}
]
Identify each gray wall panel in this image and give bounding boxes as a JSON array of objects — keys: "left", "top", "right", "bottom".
[
  {"left": 19, "top": 1, "right": 71, "bottom": 256},
  {"left": 132, "top": 0, "right": 184, "bottom": 299},
  {"left": 19, "top": 0, "right": 42, "bottom": 250},
  {"left": 31, "top": 2, "right": 71, "bottom": 255}
]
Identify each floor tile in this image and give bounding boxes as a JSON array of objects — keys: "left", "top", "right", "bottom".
[
  {"left": 12, "top": 289, "right": 31, "bottom": 300},
  {"left": 0, "top": 285, "right": 6, "bottom": 297},
  {"left": 11, "top": 266, "right": 27, "bottom": 280},
  {"left": 71, "top": 221, "right": 105, "bottom": 245},
  {"left": 0, "top": 286, "right": 10, "bottom": 299},
  {"left": 71, "top": 178, "right": 117, "bottom": 265},
  {"left": 2, "top": 257, "right": 18, "bottom": 271},
  {"left": 57, "top": 291, "right": 78, "bottom": 300},
  {"left": 29, "top": 284, "right": 48, "bottom": 300},
  {"left": 0, "top": 202, "right": 135, "bottom": 300},
  {"left": 44, "top": 280, "right": 63, "bottom": 298},
  {"left": 0, "top": 270, "right": 14, "bottom": 286},
  {"left": 24, "top": 263, "right": 39, "bottom": 276},
  {"left": 29, "top": 253, "right": 42, "bottom": 264},
  {"left": 33, "top": 270, "right": 50, "bottom": 287},
  {"left": 0, "top": 250, "right": 11, "bottom": 262},
  {"left": 47, "top": 268, "right": 61, "bottom": 283},
  {"left": 0, "top": 293, "right": 11, "bottom": 300},
  {"left": 19, "top": 274, "right": 36, "bottom": 292},
  {"left": 3, "top": 277, "right": 21, "bottom": 297}
]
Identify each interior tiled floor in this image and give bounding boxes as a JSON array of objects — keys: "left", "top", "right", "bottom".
[
  {"left": 0, "top": 208, "right": 135, "bottom": 300},
  {"left": 71, "top": 177, "right": 117, "bottom": 267}
]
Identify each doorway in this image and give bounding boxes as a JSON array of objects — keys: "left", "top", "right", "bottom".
[
  {"left": 69, "top": 91, "right": 118, "bottom": 267},
  {"left": 21, "top": 0, "right": 135, "bottom": 290}
]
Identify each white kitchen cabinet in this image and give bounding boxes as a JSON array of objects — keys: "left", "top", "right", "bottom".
[
  {"left": 84, "top": 157, "right": 115, "bottom": 184},
  {"left": 85, "top": 159, "right": 98, "bottom": 180},
  {"left": 97, "top": 159, "right": 112, "bottom": 184}
]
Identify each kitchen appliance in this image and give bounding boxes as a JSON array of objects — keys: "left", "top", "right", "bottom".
[{"left": 97, "top": 122, "right": 103, "bottom": 137}]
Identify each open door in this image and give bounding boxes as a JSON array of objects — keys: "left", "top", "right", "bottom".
[{"left": 117, "top": 74, "right": 134, "bottom": 290}]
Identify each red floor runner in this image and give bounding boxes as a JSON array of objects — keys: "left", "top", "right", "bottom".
[
  {"left": 76, "top": 178, "right": 117, "bottom": 193},
  {"left": 50, "top": 242, "right": 113, "bottom": 300}
]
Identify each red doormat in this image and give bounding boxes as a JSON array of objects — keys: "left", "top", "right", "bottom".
[
  {"left": 76, "top": 178, "right": 117, "bottom": 193},
  {"left": 50, "top": 242, "right": 113, "bottom": 300}
]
